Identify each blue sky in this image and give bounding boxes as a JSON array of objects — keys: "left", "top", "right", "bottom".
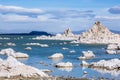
[{"left": 0, "top": 0, "right": 120, "bottom": 33}]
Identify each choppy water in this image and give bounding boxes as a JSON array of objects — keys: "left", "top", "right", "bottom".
[{"left": 0, "top": 35, "right": 120, "bottom": 80}]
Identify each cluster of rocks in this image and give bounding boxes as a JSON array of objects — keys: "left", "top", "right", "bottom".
[
  {"left": 6, "top": 42, "right": 16, "bottom": 46},
  {"left": 106, "top": 43, "right": 120, "bottom": 54},
  {"left": 48, "top": 53, "right": 73, "bottom": 71},
  {"left": 0, "top": 48, "right": 29, "bottom": 58},
  {"left": 24, "top": 43, "right": 49, "bottom": 47},
  {"left": 89, "top": 58, "right": 120, "bottom": 70},
  {"left": 32, "top": 21, "right": 120, "bottom": 44},
  {"left": 81, "top": 58, "right": 120, "bottom": 70},
  {"left": 79, "top": 21, "right": 120, "bottom": 44},
  {"left": 0, "top": 37, "right": 10, "bottom": 40},
  {"left": 32, "top": 28, "right": 79, "bottom": 41},
  {"left": 0, "top": 56, "right": 48, "bottom": 78}
]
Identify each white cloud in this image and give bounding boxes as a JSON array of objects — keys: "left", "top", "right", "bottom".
[
  {"left": 0, "top": 5, "right": 44, "bottom": 16},
  {"left": 95, "top": 16, "right": 120, "bottom": 20},
  {"left": 0, "top": 14, "right": 58, "bottom": 22}
]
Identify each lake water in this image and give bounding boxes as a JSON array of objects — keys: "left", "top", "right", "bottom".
[{"left": 0, "top": 35, "right": 120, "bottom": 80}]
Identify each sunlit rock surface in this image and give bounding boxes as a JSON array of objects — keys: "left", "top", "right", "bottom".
[
  {"left": 106, "top": 43, "right": 120, "bottom": 54},
  {"left": 89, "top": 58, "right": 120, "bottom": 70},
  {"left": 48, "top": 53, "right": 63, "bottom": 59},
  {"left": 0, "top": 56, "right": 48, "bottom": 78},
  {"left": 55, "top": 62, "right": 73, "bottom": 68},
  {"left": 79, "top": 21, "right": 120, "bottom": 44},
  {"left": 0, "top": 48, "right": 29, "bottom": 58},
  {"left": 78, "top": 50, "right": 95, "bottom": 60},
  {"left": 32, "top": 28, "right": 79, "bottom": 40}
]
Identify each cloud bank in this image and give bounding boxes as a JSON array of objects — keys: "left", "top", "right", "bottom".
[
  {"left": 0, "top": 5, "right": 96, "bottom": 22},
  {"left": 108, "top": 5, "right": 120, "bottom": 14},
  {"left": 0, "top": 4, "right": 120, "bottom": 32}
]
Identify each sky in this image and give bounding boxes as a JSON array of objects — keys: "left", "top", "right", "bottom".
[{"left": 0, "top": 0, "right": 120, "bottom": 33}]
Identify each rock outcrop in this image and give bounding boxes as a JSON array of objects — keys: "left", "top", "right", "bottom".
[
  {"left": 0, "top": 48, "right": 29, "bottom": 58},
  {"left": 89, "top": 58, "right": 120, "bottom": 70},
  {"left": 55, "top": 62, "right": 73, "bottom": 68},
  {"left": 0, "top": 56, "right": 48, "bottom": 78},
  {"left": 63, "top": 28, "right": 74, "bottom": 37},
  {"left": 32, "top": 28, "right": 79, "bottom": 41},
  {"left": 106, "top": 43, "right": 120, "bottom": 54},
  {"left": 79, "top": 21, "right": 120, "bottom": 44},
  {"left": 78, "top": 50, "right": 95, "bottom": 60},
  {"left": 48, "top": 53, "right": 63, "bottom": 59}
]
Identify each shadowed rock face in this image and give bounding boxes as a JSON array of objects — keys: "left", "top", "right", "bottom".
[
  {"left": 79, "top": 21, "right": 120, "bottom": 44},
  {"left": 64, "top": 28, "right": 74, "bottom": 37}
]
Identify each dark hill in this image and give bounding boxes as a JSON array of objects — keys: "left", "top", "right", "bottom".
[{"left": 0, "top": 31, "right": 53, "bottom": 36}]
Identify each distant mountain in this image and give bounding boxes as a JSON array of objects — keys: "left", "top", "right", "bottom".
[
  {"left": 110, "top": 30, "right": 120, "bottom": 34},
  {"left": 72, "top": 30, "right": 120, "bottom": 34},
  {"left": 0, "top": 31, "right": 53, "bottom": 36},
  {"left": 72, "top": 30, "right": 85, "bottom": 34}
]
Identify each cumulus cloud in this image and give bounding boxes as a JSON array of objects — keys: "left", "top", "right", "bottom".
[
  {"left": 0, "top": 5, "right": 44, "bottom": 17},
  {"left": 0, "top": 14, "right": 57, "bottom": 22},
  {"left": 0, "top": 4, "right": 95, "bottom": 23},
  {"left": 108, "top": 5, "right": 120, "bottom": 14}
]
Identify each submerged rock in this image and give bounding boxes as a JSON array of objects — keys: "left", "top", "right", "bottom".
[
  {"left": 25, "top": 47, "right": 32, "bottom": 50},
  {"left": 57, "top": 67, "right": 73, "bottom": 72},
  {"left": 6, "top": 42, "right": 16, "bottom": 46},
  {"left": 69, "top": 50, "right": 76, "bottom": 53},
  {"left": 24, "top": 43, "right": 49, "bottom": 47}
]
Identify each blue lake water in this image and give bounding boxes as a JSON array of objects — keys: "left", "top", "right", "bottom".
[{"left": 0, "top": 35, "right": 120, "bottom": 79}]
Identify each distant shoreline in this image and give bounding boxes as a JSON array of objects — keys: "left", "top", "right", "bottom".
[{"left": 0, "top": 31, "right": 53, "bottom": 36}]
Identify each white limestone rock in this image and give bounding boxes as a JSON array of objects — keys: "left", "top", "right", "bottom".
[
  {"left": 0, "top": 56, "right": 48, "bottom": 78},
  {"left": 24, "top": 43, "right": 49, "bottom": 47},
  {"left": 69, "top": 50, "right": 76, "bottom": 53},
  {"left": 89, "top": 58, "right": 120, "bottom": 70},
  {"left": 106, "top": 44, "right": 118, "bottom": 50},
  {"left": 81, "top": 61, "right": 89, "bottom": 67},
  {"left": 32, "top": 28, "right": 79, "bottom": 41},
  {"left": 55, "top": 62, "right": 73, "bottom": 68},
  {"left": 79, "top": 21, "right": 120, "bottom": 44},
  {"left": 70, "top": 40, "right": 79, "bottom": 44},
  {"left": 48, "top": 53, "right": 63, "bottom": 59},
  {"left": 57, "top": 67, "right": 73, "bottom": 72},
  {"left": 15, "top": 52, "right": 29, "bottom": 58},
  {"left": 78, "top": 50, "right": 95, "bottom": 60},
  {"left": 106, "top": 43, "right": 120, "bottom": 54},
  {"left": 106, "top": 50, "right": 117, "bottom": 54},
  {"left": 63, "top": 28, "right": 74, "bottom": 37},
  {"left": 7, "top": 42, "right": 16, "bottom": 46},
  {"left": 0, "top": 48, "right": 29, "bottom": 58},
  {"left": 62, "top": 47, "right": 69, "bottom": 50},
  {"left": 25, "top": 47, "right": 32, "bottom": 50}
]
